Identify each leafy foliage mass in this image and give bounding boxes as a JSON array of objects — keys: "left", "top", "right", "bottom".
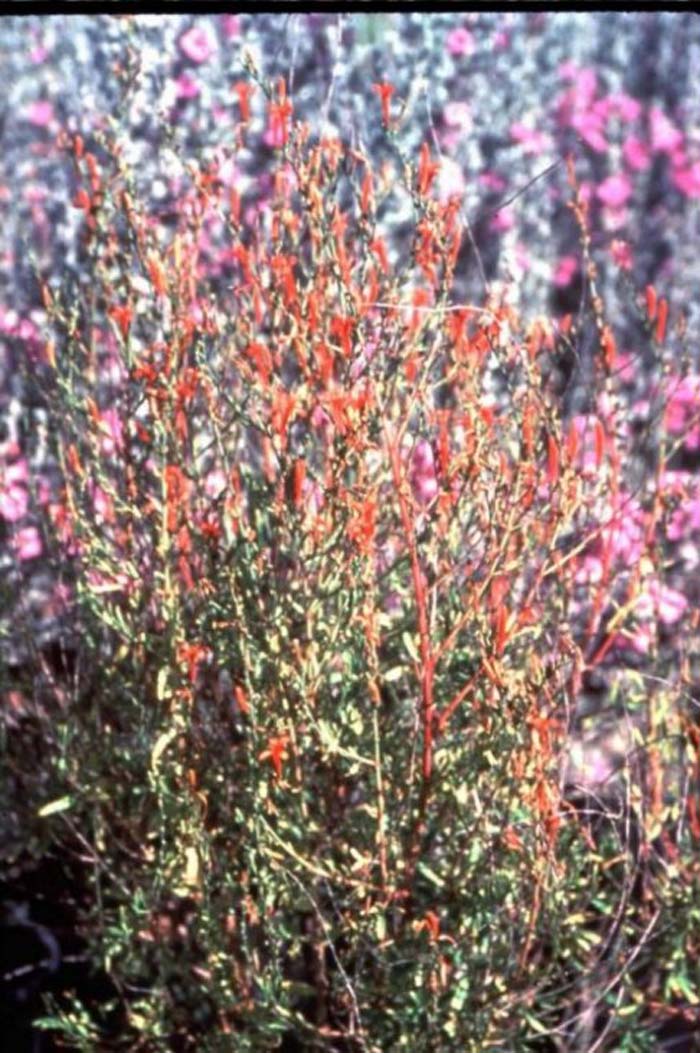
[{"left": 1, "top": 16, "right": 700, "bottom": 1053}]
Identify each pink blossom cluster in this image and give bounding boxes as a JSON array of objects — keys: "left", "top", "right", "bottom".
[
  {"left": 97, "top": 407, "right": 125, "bottom": 457},
  {"left": 575, "top": 491, "right": 646, "bottom": 585},
  {"left": 0, "top": 450, "right": 29, "bottom": 523},
  {"left": 0, "top": 447, "right": 43, "bottom": 561},
  {"left": 555, "top": 64, "right": 700, "bottom": 203},
  {"left": 409, "top": 439, "right": 438, "bottom": 506},
  {"left": 664, "top": 374, "right": 700, "bottom": 450},
  {"left": 615, "top": 578, "right": 689, "bottom": 656},
  {"left": 556, "top": 65, "right": 609, "bottom": 153},
  {"left": 179, "top": 24, "right": 218, "bottom": 65},
  {"left": 446, "top": 26, "right": 475, "bottom": 58},
  {"left": 661, "top": 471, "right": 700, "bottom": 541},
  {"left": 510, "top": 121, "right": 553, "bottom": 158},
  {"left": 553, "top": 255, "right": 579, "bottom": 288},
  {"left": 25, "top": 99, "right": 54, "bottom": 128}
]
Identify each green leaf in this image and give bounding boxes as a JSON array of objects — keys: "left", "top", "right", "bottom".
[
  {"left": 156, "top": 667, "right": 170, "bottom": 701},
  {"left": 150, "top": 728, "right": 178, "bottom": 772},
  {"left": 317, "top": 719, "right": 339, "bottom": 753},
  {"left": 38, "top": 795, "right": 73, "bottom": 818},
  {"left": 417, "top": 861, "right": 444, "bottom": 888},
  {"left": 523, "top": 1013, "right": 550, "bottom": 1036},
  {"left": 402, "top": 631, "right": 420, "bottom": 664}
]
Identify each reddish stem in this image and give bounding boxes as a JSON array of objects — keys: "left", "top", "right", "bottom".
[{"left": 388, "top": 435, "right": 435, "bottom": 783}]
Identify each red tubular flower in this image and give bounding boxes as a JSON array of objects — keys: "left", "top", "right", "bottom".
[
  {"left": 347, "top": 495, "right": 377, "bottom": 557},
  {"left": 292, "top": 458, "right": 306, "bottom": 508},
  {"left": 370, "top": 238, "right": 390, "bottom": 276},
  {"left": 546, "top": 434, "right": 560, "bottom": 487},
  {"left": 645, "top": 284, "right": 658, "bottom": 321},
  {"left": 233, "top": 684, "right": 249, "bottom": 716},
  {"left": 330, "top": 314, "right": 355, "bottom": 358},
  {"left": 656, "top": 298, "right": 668, "bottom": 344},
  {"left": 233, "top": 80, "right": 253, "bottom": 123},
  {"left": 109, "top": 303, "right": 132, "bottom": 339},
  {"left": 177, "top": 641, "right": 209, "bottom": 685},
  {"left": 267, "top": 78, "right": 293, "bottom": 147},
  {"left": 417, "top": 142, "right": 440, "bottom": 197},
  {"left": 259, "top": 735, "right": 290, "bottom": 779},
  {"left": 372, "top": 82, "right": 395, "bottom": 129},
  {"left": 601, "top": 325, "right": 616, "bottom": 371},
  {"left": 270, "top": 388, "right": 297, "bottom": 447},
  {"left": 147, "top": 254, "right": 168, "bottom": 298},
  {"left": 73, "top": 188, "right": 91, "bottom": 211},
  {"left": 360, "top": 170, "right": 374, "bottom": 215},
  {"left": 246, "top": 342, "right": 273, "bottom": 387}
]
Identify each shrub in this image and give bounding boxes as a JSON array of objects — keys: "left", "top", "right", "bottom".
[{"left": 4, "top": 69, "right": 699, "bottom": 1052}]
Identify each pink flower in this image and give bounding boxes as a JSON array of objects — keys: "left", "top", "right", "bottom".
[
  {"left": 672, "top": 161, "right": 700, "bottom": 199},
  {"left": 489, "top": 207, "right": 515, "bottom": 233},
  {"left": 174, "top": 73, "right": 200, "bottom": 100},
  {"left": 88, "top": 482, "right": 113, "bottom": 523},
  {"left": 649, "top": 107, "right": 683, "bottom": 153},
  {"left": 603, "top": 208, "right": 628, "bottom": 233},
  {"left": 569, "top": 67, "right": 597, "bottom": 105},
  {"left": 310, "top": 404, "right": 332, "bottom": 436},
  {"left": 12, "top": 525, "right": 42, "bottom": 561},
  {"left": 35, "top": 474, "right": 52, "bottom": 506},
  {"left": 302, "top": 478, "right": 324, "bottom": 516},
  {"left": 350, "top": 340, "right": 379, "bottom": 381},
  {"left": 596, "top": 173, "right": 633, "bottom": 209},
  {"left": 220, "top": 14, "right": 240, "bottom": 39},
  {"left": 443, "top": 101, "right": 472, "bottom": 132},
  {"left": 510, "top": 121, "right": 551, "bottom": 156},
  {"left": 98, "top": 408, "right": 124, "bottom": 456},
  {"left": 204, "top": 469, "right": 227, "bottom": 499},
  {"left": 24, "top": 185, "right": 48, "bottom": 205},
  {"left": 615, "top": 352, "right": 636, "bottom": 383},
  {"left": 667, "top": 496, "right": 700, "bottom": 541},
  {"left": 263, "top": 123, "right": 287, "bottom": 149},
  {"left": 558, "top": 61, "right": 578, "bottom": 79},
  {"left": 0, "top": 461, "right": 29, "bottom": 522},
  {"left": 410, "top": 440, "right": 438, "bottom": 506},
  {"left": 556, "top": 69, "right": 608, "bottom": 152},
  {"left": 578, "top": 182, "right": 594, "bottom": 205},
  {"left": 571, "top": 109, "right": 608, "bottom": 153},
  {"left": 553, "top": 255, "right": 578, "bottom": 288},
  {"left": 179, "top": 25, "right": 217, "bottom": 65},
  {"left": 664, "top": 375, "right": 700, "bottom": 451},
  {"left": 610, "top": 239, "right": 633, "bottom": 270},
  {"left": 26, "top": 100, "right": 54, "bottom": 127},
  {"left": 622, "top": 136, "right": 651, "bottom": 171},
  {"left": 614, "top": 623, "right": 655, "bottom": 656},
  {"left": 646, "top": 581, "right": 688, "bottom": 625},
  {"left": 492, "top": 30, "right": 510, "bottom": 50},
  {"left": 446, "top": 27, "right": 475, "bottom": 57},
  {"left": 479, "top": 171, "right": 507, "bottom": 192},
  {"left": 29, "top": 45, "right": 49, "bottom": 64},
  {"left": 606, "top": 92, "right": 642, "bottom": 123},
  {"left": 575, "top": 553, "right": 604, "bottom": 585}
]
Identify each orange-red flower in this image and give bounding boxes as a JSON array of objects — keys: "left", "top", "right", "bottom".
[
  {"left": 372, "top": 82, "right": 395, "bottom": 129},
  {"left": 233, "top": 80, "right": 253, "bottom": 123},
  {"left": 259, "top": 734, "right": 290, "bottom": 779},
  {"left": 417, "top": 143, "right": 440, "bottom": 197}
]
